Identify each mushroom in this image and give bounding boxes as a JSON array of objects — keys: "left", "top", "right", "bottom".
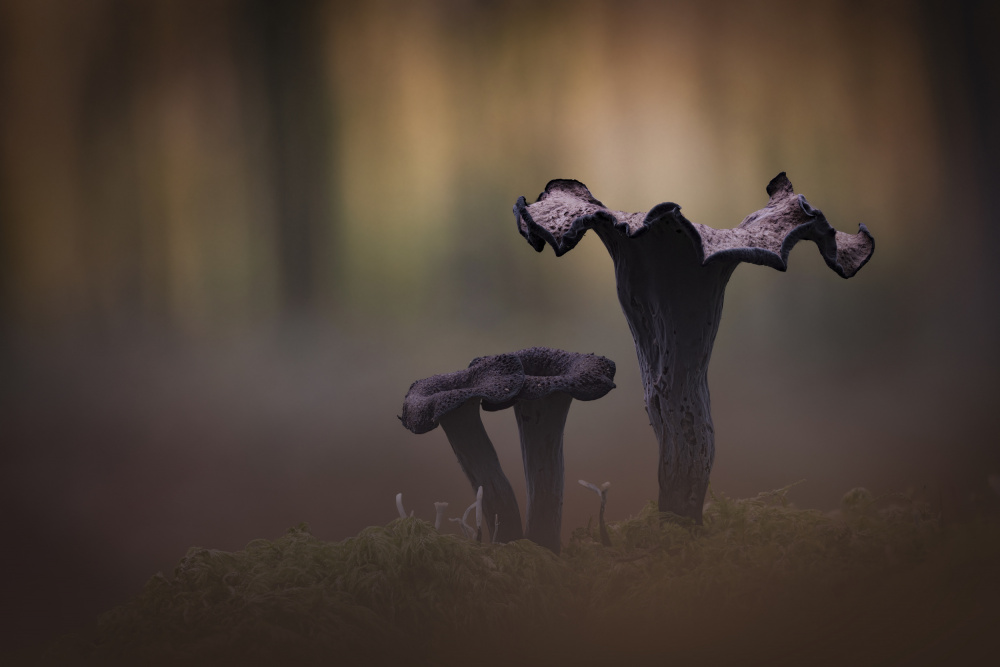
[
  {"left": 579, "top": 479, "right": 612, "bottom": 547},
  {"left": 395, "top": 493, "right": 408, "bottom": 519},
  {"left": 400, "top": 354, "right": 525, "bottom": 542},
  {"left": 473, "top": 485, "right": 484, "bottom": 541},
  {"left": 514, "top": 173, "right": 874, "bottom": 523},
  {"left": 433, "top": 502, "right": 449, "bottom": 530},
  {"left": 448, "top": 488, "right": 484, "bottom": 540},
  {"left": 479, "top": 347, "right": 616, "bottom": 554}
]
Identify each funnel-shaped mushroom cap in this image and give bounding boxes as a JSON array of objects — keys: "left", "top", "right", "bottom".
[
  {"left": 477, "top": 347, "right": 616, "bottom": 411},
  {"left": 515, "top": 172, "right": 874, "bottom": 278},
  {"left": 401, "top": 354, "right": 524, "bottom": 434}
]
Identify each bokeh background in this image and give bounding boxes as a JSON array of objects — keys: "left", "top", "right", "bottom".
[{"left": 1, "top": 0, "right": 998, "bottom": 655}]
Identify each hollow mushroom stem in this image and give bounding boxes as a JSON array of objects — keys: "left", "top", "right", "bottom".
[
  {"left": 596, "top": 226, "right": 736, "bottom": 523},
  {"left": 438, "top": 398, "right": 523, "bottom": 543},
  {"left": 513, "top": 392, "right": 573, "bottom": 554}
]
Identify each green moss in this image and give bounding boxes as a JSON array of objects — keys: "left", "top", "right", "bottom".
[{"left": 41, "top": 487, "right": 1000, "bottom": 666}]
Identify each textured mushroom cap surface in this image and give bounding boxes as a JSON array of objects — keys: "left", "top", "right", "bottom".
[
  {"left": 401, "top": 354, "right": 524, "bottom": 434},
  {"left": 514, "top": 172, "right": 874, "bottom": 278},
  {"left": 478, "top": 347, "right": 616, "bottom": 410}
]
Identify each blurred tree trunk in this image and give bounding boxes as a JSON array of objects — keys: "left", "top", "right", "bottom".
[
  {"left": 918, "top": 0, "right": 1000, "bottom": 350},
  {"left": 0, "top": 0, "right": 339, "bottom": 336},
  {"left": 242, "top": 0, "right": 336, "bottom": 317}
]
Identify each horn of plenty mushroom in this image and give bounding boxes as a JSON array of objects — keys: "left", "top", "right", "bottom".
[
  {"left": 514, "top": 173, "right": 874, "bottom": 523},
  {"left": 400, "top": 354, "right": 525, "bottom": 542},
  {"left": 480, "top": 347, "right": 616, "bottom": 554}
]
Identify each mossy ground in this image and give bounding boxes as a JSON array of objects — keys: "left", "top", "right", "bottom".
[{"left": 35, "top": 486, "right": 1000, "bottom": 666}]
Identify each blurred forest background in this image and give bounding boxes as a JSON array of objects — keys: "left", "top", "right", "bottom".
[{"left": 1, "top": 0, "right": 998, "bottom": 655}]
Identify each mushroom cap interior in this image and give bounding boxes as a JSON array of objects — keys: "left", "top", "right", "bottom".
[
  {"left": 477, "top": 347, "right": 616, "bottom": 411},
  {"left": 400, "top": 354, "right": 524, "bottom": 434}
]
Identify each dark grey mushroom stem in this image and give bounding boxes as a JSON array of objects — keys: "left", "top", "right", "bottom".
[
  {"left": 595, "top": 226, "right": 735, "bottom": 523},
  {"left": 515, "top": 174, "right": 874, "bottom": 524},
  {"left": 481, "top": 347, "right": 616, "bottom": 554},
  {"left": 437, "top": 399, "right": 522, "bottom": 543},
  {"left": 513, "top": 392, "right": 573, "bottom": 553},
  {"left": 400, "top": 354, "right": 525, "bottom": 542}
]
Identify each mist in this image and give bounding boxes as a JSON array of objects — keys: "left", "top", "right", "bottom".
[{"left": 1, "top": 0, "right": 998, "bottom": 655}]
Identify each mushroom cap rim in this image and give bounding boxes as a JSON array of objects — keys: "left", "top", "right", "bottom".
[{"left": 515, "top": 175, "right": 875, "bottom": 278}]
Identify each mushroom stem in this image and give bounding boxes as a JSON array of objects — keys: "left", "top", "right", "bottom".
[
  {"left": 433, "top": 502, "right": 449, "bottom": 530},
  {"left": 579, "top": 480, "right": 612, "bottom": 546},
  {"left": 598, "top": 490, "right": 610, "bottom": 547},
  {"left": 475, "top": 486, "right": 484, "bottom": 543},
  {"left": 438, "top": 398, "right": 524, "bottom": 542},
  {"left": 597, "top": 225, "right": 736, "bottom": 524},
  {"left": 514, "top": 392, "right": 573, "bottom": 554}
]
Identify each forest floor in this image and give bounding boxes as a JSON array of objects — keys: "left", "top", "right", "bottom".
[{"left": 19, "top": 485, "right": 1000, "bottom": 666}]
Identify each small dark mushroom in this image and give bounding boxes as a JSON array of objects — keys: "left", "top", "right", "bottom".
[
  {"left": 400, "top": 355, "right": 524, "bottom": 542},
  {"left": 514, "top": 174, "right": 874, "bottom": 524},
  {"left": 481, "top": 347, "right": 616, "bottom": 554}
]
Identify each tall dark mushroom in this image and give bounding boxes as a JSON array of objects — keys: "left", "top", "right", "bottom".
[
  {"left": 480, "top": 347, "right": 616, "bottom": 553},
  {"left": 514, "top": 174, "right": 874, "bottom": 523},
  {"left": 400, "top": 354, "right": 525, "bottom": 542}
]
